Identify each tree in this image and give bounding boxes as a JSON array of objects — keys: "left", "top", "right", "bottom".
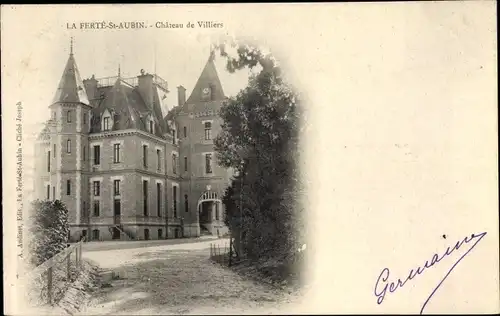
[
  {"left": 214, "top": 41, "right": 304, "bottom": 261},
  {"left": 27, "top": 200, "right": 70, "bottom": 266}
]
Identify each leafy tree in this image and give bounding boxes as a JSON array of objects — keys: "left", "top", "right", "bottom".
[
  {"left": 214, "top": 41, "right": 304, "bottom": 261},
  {"left": 27, "top": 200, "right": 70, "bottom": 266}
]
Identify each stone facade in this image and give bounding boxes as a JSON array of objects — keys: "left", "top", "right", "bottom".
[{"left": 34, "top": 45, "right": 231, "bottom": 241}]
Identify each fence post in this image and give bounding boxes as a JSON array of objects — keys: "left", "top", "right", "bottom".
[
  {"left": 225, "top": 243, "right": 228, "bottom": 265},
  {"left": 76, "top": 245, "right": 79, "bottom": 266},
  {"left": 47, "top": 266, "right": 53, "bottom": 305},
  {"left": 66, "top": 254, "right": 71, "bottom": 281},
  {"left": 79, "top": 241, "right": 83, "bottom": 268},
  {"left": 229, "top": 237, "right": 233, "bottom": 267},
  {"left": 218, "top": 244, "right": 221, "bottom": 264}
]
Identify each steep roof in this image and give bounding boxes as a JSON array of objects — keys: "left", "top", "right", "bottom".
[
  {"left": 185, "top": 55, "right": 225, "bottom": 104},
  {"left": 90, "top": 79, "right": 165, "bottom": 137},
  {"left": 51, "top": 52, "right": 90, "bottom": 105}
]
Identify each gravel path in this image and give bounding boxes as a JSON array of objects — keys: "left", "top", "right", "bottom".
[{"left": 78, "top": 239, "right": 303, "bottom": 315}]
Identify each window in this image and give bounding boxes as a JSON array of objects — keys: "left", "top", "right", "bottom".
[
  {"left": 172, "top": 154, "right": 177, "bottom": 174},
  {"left": 113, "top": 143, "right": 121, "bottom": 163},
  {"left": 205, "top": 153, "right": 213, "bottom": 174},
  {"left": 103, "top": 117, "right": 110, "bottom": 131},
  {"left": 52, "top": 187, "right": 55, "bottom": 200},
  {"left": 156, "top": 149, "right": 161, "bottom": 171},
  {"left": 143, "top": 145, "right": 148, "bottom": 168},
  {"left": 143, "top": 180, "right": 148, "bottom": 216},
  {"left": 93, "top": 181, "right": 100, "bottom": 196},
  {"left": 47, "top": 151, "right": 51, "bottom": 172},
  {"left": 46, "top": 184, "right": 50, "bottom": 200},
  {"left": 149, "top": 120, "right": 154, "bottom": 134},
  {"left": 210, "top": 84, "right": 216, "bottom": 101},
  {"left": 53, "top": 144, "right": 56, "bottom": 157},
  {"left": 52, "top": 111, "right": 56, "bottom": 120},
  {"left": 204, "top": 122, "right": 212, "bottom": 140},
  {"left": 83, "top": 146, "right": 86, "bottom": 161},
  {"left": 66, "top": 139, "right": 71, "bottom": 153},
  {"left": 183, "top": 126, "right": 187, "bottom": 137},
  {"left": 172, "top": 130, "right": 176, "bottom": 144},
  {"left": 184, "top": 157, "right": 188, "bottom": 172},
  {"left": 66, "top": 180, "right": 71, "bottom": 195},
  {"left": 215, "top": 202, "right": 220, "bottom": 220},
  {"left": 67, "top": 110, "right": 72, "bottom": 123},
  {"left": 158, "top": 229, "right": 163, "bottom": 239},
  {"left": 93, "top": 145, "right": 100, "bottom": 165},
  {"left": 173, "top": 186, "right": 177, "bottom": 218},
  {"left": 113, "top": 180, "right": 120, "bottom": 196},
  {"left": 93, "top": 201, "right": 100, "bottom": 217},
  {"left": 82, "top": 201, "right": 87, "bottom": 218},
  {"left": 92, "top": 229, "right": 100, "bottom": 241},
  {"left": 184, "top": 194, "right": 188, "bottom": 213},
  {"left": 157, "top": 183, "right": 161, "bottom": 217},
  {"left": 83, "top": 113, "right": 87, "bottom": 125}
]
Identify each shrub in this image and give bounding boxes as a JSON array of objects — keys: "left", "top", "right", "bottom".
[{"left": 27, "top": 200, "right": 70, "bottom": 266}]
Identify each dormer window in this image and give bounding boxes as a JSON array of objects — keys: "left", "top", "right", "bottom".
[
  {"left": 103, "top": 117, "right": 110, "bottom": 131},
  {"left": 209, "top": 83, "right": 216, "bottom": 101},
  {"left": 148, "top": 118, "right": 155, "bottom": 134},
  {"left": 101, "top": 110, "right": 113, "bottom": 132}
]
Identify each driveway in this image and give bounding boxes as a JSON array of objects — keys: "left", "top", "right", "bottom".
[{"left": 79, "top": 238, "right": 303, "bottom": 315}]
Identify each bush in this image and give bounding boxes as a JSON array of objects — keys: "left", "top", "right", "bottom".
[{"left": 27, "top": 200, "right": 70, "bottom": 266}]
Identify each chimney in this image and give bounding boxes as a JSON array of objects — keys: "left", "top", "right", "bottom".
[
  {"left": 177, "top": 85, "right": 186, "bottom": 106},
  {"left": 137, "top": 69, "right": 154, "bottom": 110},
  {"left": 83, "top": 74, "right": 98, "bottom": 99}
]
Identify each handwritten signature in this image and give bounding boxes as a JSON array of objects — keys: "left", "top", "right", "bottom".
[{"left": 374, "top": 232, "right": 487, "bottom": 314}]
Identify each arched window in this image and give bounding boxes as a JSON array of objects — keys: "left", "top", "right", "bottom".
[
  {"left": 184, "top": 194, "right": 188, "bottom": 213},
  {"left": 67, "top": 110, "right": 72, "bottom": 123},
  {"left": 66, "top": 139, "right": 71, "bottom": 153}
]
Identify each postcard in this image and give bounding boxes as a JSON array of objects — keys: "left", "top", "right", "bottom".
[{"left": 2, "top": 3, "right": 498, "bottom": 315}]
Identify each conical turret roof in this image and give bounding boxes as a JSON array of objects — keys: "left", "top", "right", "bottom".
[
  {"left": 186, "top": 54, "right": 225, "bottom": 104},
  {"left": 51, "top": 47, "right": 89, "bottom": 105}
]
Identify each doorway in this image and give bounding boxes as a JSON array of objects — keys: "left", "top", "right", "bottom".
[
  {"left": 144, "top": 228, "right": 150, "bottom": 240},
  {"left": 112, "top": 227, "right": 121, "bottom": 239},
  {"left": 199, "top": 201, "right": 213, "bottom": 224},
  {"left": 114, "top": 199, "right": 121, "bottom": 216}
]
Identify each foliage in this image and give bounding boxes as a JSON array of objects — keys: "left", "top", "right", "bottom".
[
  {"left": 215, "top": 41, "right": 304, "bottom": 262},
  {"left": 27, "top": 200, "right": 70, "bottom": 266}
]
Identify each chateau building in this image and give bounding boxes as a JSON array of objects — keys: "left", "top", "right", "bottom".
[{"left": 34, "top": 42, "right": 231, "bottom": 241}]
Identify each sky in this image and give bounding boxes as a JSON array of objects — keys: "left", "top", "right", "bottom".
[{"left": 29, "top": 30, "right": 252, "bottom": 123}]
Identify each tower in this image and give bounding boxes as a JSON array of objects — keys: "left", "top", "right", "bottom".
[
  {"left": 49, "top": 38, "right": 92, "bottom": 239},
  {"left": 177, "top": 52, "right": 230, "bottom": 237}
]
